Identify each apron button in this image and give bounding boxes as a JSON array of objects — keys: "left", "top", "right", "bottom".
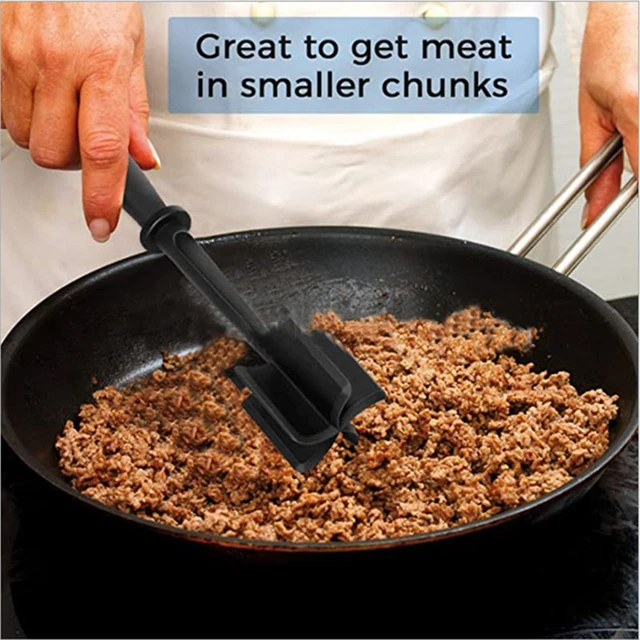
[
  {"left": 421, "top": 3, "right": 450, "bottom": 29},
  {"left": 250, "top": 2, "right": 277, "bottom": 25}
]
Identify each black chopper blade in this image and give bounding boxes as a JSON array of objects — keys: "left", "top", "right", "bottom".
[
  {"left": 233, "top": 361, "right": 336, "bottom": 447},
  {"left": 309, "top": 331, "right": 386, "bottom": 426},
  {"left": 241, "top": 393, "right": 337, "bottom": 473},
  {"left": 262, "top": 318, "right": 352, "bottom": 426}
]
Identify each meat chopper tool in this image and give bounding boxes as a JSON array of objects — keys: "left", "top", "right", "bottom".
[{"left": 122, "top": 158, "right": 386, "bottom": 472}]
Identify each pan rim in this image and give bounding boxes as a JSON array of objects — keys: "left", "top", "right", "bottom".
[{"left": 2, "top": 225, "right": 638, "bottom": 553}]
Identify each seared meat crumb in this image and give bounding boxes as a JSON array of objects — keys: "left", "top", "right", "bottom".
[{"left": 56, "top": 307, "right": 617, "bottom": 542}]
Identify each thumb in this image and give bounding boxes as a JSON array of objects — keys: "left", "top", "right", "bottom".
[
  {"left": 579, "top": 89, "right": 623, "bottom": 229},
  {"left": 128, "top": 55, "right": 159, "bottom": 170}
]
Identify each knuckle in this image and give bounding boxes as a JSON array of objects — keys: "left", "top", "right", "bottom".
[
  {"left": 3, "top": 47, "right": 24, "bottom": 73},
  {"left": 5, "top": 118, "right": 31, "bottom": 149},
  {"left": 11, "top": 132, "right": 30, "bottom": 149},
  {"left": 84, "top": 189, "right": 118, "bottom": 216},
  {"left": 40, "top": 40, "right": 70, "bottom": 72},
  {"left": 82, "top": 130, "right": 126, "bottom": 167},
  {"left": 88, "top": 45, "right": 119, "bottom": 67},
  {"left": 85, "top": 37, "right": 133, "bottom": 73},
  {"left": 3, "top": 38, "right": 25, "bottom": 66},
  {"left": 135, "top": 100, "right": 150, "bottom": 121},
  {"left": 30, "top": 145, "right": 68, "bottom": 169}
]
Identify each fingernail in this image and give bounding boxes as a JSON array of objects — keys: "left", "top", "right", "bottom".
[
  {"left": 581, "top": 202, "right": 589, "bottom": 230},
  {"left": 148, "top": 138, "right": 161, "bottom": 170},
  {"left": 89, "top": 218, "right": 111, "bottom": 243}
]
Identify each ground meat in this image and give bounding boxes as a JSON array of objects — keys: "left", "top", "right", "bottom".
[{"left": 55, "top": 307, "right": 617, "bottom": 543}]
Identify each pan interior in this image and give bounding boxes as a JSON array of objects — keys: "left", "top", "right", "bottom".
[{"left": 2, "top": 228, "right": 637, "bottom": 543}]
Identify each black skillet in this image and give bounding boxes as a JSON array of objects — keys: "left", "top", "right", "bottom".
[{"left": 1, "top": 135, "right": 638, "bottom": 560}]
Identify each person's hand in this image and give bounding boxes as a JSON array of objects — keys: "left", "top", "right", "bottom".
[
  {"left": 579, "top": 1, "right": 638, "bottom": 229},
  {"left": 1, "top": 2, "right": 159, "bottom": 242}
]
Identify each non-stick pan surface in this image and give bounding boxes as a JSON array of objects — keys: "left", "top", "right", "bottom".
[{"left": 2, "top": 227, "right": 637, "bottom": 556}]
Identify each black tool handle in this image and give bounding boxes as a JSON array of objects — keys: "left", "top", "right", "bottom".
[
  {"left": 122, "top": 158, "right": 268, "bottom": 347},
  {"left": 124, "top": 157, "right": 167, "bottom": 226}
]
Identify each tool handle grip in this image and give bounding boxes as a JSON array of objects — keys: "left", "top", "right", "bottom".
[
  {"left": 123, "top": 158, "right": 166, "bottom": 227},
  {"left": 156, "top": 227, "right": 269, "bottom": 345},
  {"left": 122, "top": 158, "right": 268, "bottom": 347}
]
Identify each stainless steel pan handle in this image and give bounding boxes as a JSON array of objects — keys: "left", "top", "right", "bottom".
[{"left": 508, "top": 132, "right": 639, "bottom": 276}]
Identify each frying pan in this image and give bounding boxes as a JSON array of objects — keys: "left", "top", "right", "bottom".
[{"left": 2, "top": 135, "right": 638, "bottom": 559}]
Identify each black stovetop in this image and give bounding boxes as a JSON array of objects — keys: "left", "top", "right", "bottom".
[{"left": 2, "top": 297, "right": 638, "bottom": 640}]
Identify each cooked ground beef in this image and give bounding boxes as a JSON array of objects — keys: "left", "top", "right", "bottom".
[{"left": 56, "top": 307, "right": 617, "bottom": 542}]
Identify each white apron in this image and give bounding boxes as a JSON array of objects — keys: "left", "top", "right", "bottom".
[{"left": 1, "top": 1, "right": 560, "bottom": 338}]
